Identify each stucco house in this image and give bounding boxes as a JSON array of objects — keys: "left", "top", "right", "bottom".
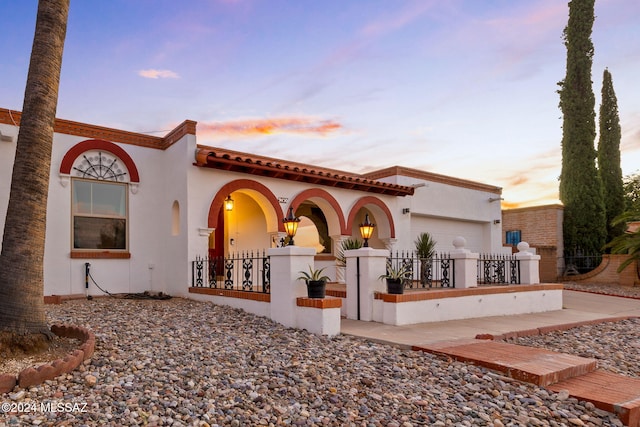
[{"left": 0, "top": 107, "right": 507, "bottom": 298}]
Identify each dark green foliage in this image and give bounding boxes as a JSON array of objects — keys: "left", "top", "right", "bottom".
[
  {"left": 623, "top": 172, "right": 640, "bottom": 215},
  {"left": 604, "top": 212, "right": 640, "bottom": 273},
  {"left": 558, "top": 0, "right": 606, "bottom": 255},
  {"left": 597, "top": 69, "right": 625, "bottom": 243},
  {"left": 414, "top": 232, "right": 437, "bottom": 259}
]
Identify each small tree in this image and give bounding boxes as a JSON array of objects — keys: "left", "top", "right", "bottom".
[
  {"left": 414, "top": 232, "right": 437, "bottom": 286},
  {"left": 597, "top": 68, "right": 625, "bottom": 244}
]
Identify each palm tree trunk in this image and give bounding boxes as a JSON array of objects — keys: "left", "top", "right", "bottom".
[{"left": 0, "top": 0, "right": 69, "bottom": 344}]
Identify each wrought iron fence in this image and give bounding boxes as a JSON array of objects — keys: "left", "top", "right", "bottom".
[
  {"left": 191, "top": 251, "right": 270, "bottom": 293},
  {"left": 387, "top": 251, "right": 454, "bottom": 289},
  {"left": 562, "top": 250, "right": 602, "bottom": 276},
  {"left": 477, "top": 253, "right": 520, "bottom": 285}
]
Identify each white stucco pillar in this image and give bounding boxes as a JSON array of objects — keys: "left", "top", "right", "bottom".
[
  {"left": 267, "top": 246, "right": 316, "bottom": 328},
  {"left": 515, "top": 242, "right": 541, "bottom": 284},
  {"left": 331, "top": 234, "right": 350, "bottom": 284},
  {"left": 450, "top": 236, "right": 479, "bottom": 289},
  {"left": 381, "top": 237, "right": 398, "bottom": 253},
  {"left": 345, "top": 247, "right": 389, "bottom": 321},
  {"left": 270, "top": 232, "right": 287, "bottom": 248}
]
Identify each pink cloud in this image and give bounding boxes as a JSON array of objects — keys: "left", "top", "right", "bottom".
[
  {"left": 138, "top": 69, "right": 180, "bottom": 79},
  {"left": 198, "top": 117, "right": 343, "bottom": 139}
]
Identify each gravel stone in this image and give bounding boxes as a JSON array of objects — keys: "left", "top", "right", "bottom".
[{"left": 0, "top": 285, "right": 636, "bottom": 426}]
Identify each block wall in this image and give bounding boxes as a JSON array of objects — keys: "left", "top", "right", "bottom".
[{"left": 502, "top": 205, "right": 564, "bottom": 282}]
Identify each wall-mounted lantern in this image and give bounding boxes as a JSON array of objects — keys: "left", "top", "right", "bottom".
[
  {"left": 283, "top": 207, "right": 300, "bottom": 246},
  {"left": 359, "top": 214, "right": 375, "bottom": 247},
  {"left": 224, "top": 195, "right": 234, "bottom": 211}
]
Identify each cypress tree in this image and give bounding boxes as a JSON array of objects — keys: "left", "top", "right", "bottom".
[
  {"left": 558, "top": 0, "right": 606, "bottom": 255},
  {"left": 597, "top": 68, "right": 625, "bottom": 243}
]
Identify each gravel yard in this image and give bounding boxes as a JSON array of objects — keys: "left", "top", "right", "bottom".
[{"left": 1, "top": 287, "right": 637, "bottom": 426}]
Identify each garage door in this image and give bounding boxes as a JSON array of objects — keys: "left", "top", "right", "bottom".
[{"left": 411, "top": 217, "right": 486, "bottom": 253}]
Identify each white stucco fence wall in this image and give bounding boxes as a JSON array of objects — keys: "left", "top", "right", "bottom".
[{"left": 376, "top": 288, "right": 563, "bottom": 326}]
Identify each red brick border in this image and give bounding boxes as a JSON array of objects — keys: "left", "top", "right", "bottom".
[
  {"left": 296, "top": 297, "right": 342, "bottom": 309},
  {"left": 376, "top": 284, "right": 563, "bottom": 303},
  {"left": 0, "top": 324, "right": 95, "bottom": 393},
  {"left": 188, "top": 287, "right": 271, "bottom": 302}
]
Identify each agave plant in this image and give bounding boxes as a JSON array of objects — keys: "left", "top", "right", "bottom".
[
  {"left": 378, "top": 262, "right": 412, "bottom": 281},
  {"left": 296, "top": 266, "right": 330, "bottom": 283},
  {"left": 414, "top": 232, "right": 436, "bottom": 259},
  {"left": 336, "top": 238, "right": 363, "bottom": 267}
]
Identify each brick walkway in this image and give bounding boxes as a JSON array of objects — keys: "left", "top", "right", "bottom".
[
  {"left": 341, "top": 290, "right": 640, "bottom": 426},
  {"left": 413, "top": 339, "right": 639, "bottom": 426}
]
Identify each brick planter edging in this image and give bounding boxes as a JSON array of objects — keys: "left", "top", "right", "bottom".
[
  {"left": 474, "top": 316, "right": 639, "bottom": 341},
  {"left": 0, "top": 324, "right": 95, "bottom": 393}
]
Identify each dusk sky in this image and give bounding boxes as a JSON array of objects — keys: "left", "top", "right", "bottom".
[{"left": 2, "top": 0, "right": 639, "bottom": 208}]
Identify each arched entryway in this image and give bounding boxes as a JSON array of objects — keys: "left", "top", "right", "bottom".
[
  {"left": 288, "top": 188, "right": 348, "bottom": 254},
  {"left": 207, "top": 180, "right": 284, "bottom": 258}
]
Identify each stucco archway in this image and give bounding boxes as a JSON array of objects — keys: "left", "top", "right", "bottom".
[
  {"left": 347, "top": 196, "right": 396, "bottom": 240},
  {"left": 208, "top": 179, "right": 284, "bottom": 233},
  {"left": 289, "top": 188, "right": 348, "bottom": 236}
]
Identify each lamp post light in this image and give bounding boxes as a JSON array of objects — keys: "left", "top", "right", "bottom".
[
  {"left": 224, "top": 195, "right": 234, "bottom": 211},
  {"left": 283, "top": 207, "right": 300, "bottom": 246},
  {"left": 359, "top": 213, "right": 375, "bottom": 247}
]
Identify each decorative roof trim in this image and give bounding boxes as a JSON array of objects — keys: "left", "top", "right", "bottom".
[
  {"left": 363, "top": 166, "right": 502, "bottom": 194},
  {"left": 502, "top": 204, "right": 564, "bottom": 213},
  {"left": 0, "top": 108, "right": 196, "bottom": 150},
  {"left": 194, "top": 145, "right": 415, "bottom": 197}
]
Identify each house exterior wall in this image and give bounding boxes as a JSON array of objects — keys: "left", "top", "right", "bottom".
[
  {"left": 1, "top": 113, "right": 509, "bottom": 298},
  {"left": 370, "top": 169, "right": 505, "bottom": 253},
  {"left": 0, "top": 119, "right": 194, "bottom": 297}
]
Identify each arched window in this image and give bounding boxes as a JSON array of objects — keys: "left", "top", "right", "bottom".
[{"left": 70, "top": 150, "right": 129, "bottom": 252}]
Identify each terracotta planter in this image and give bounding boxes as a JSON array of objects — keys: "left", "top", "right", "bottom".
[
  {"left": 306, "top": 280, "right": 326, "bottom": 299},
  {"left": 386, "top": 278, "right": 404, "bottom": 295}
]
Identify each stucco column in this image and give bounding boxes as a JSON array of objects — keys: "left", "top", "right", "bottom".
[
  {"left": 267, "top": 246, "right": 316, "bottom": 328},
  {"left": 381, "top": 237, "right": 398, "bottom": 253},
  {"left": 450, "top": 236, "right": 479, "bottom": 289},
  {"left": 515, "top": 242, "right": 541, "bottom": 284},
  {"left": 345, "top": 247, "right": 389, "bottom": 321},
  {"left": 331, "top": 234, "right": 350, "bottom": 284},
  {"left": 270, "top": 231, "right": 287, "bottom": 248}
]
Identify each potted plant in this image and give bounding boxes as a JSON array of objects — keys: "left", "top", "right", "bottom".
[
  {"left": 297, "top": 266, "right": 330, "bottom": 298},
  {"left": 379, "top": 263, "right": 411, "bottom": 294},
  {"left": 415, "top": 232, "right": 437, "bottom": 287}
]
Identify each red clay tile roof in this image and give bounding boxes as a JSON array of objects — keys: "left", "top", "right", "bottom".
[{"left": 194, "top": 145, "right": 415, "bottom": 197}]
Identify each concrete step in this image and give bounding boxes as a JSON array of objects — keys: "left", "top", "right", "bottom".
[
  {"left": 414, "top": 339, "right": 597, "bottom": 387},
  {"left": 549, "top": 371, "right": 640, "bottom": 427}
]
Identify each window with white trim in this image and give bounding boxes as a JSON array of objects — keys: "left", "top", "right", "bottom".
[{"left": 70, "top": 151, "right": 129, "bottom": 251}]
